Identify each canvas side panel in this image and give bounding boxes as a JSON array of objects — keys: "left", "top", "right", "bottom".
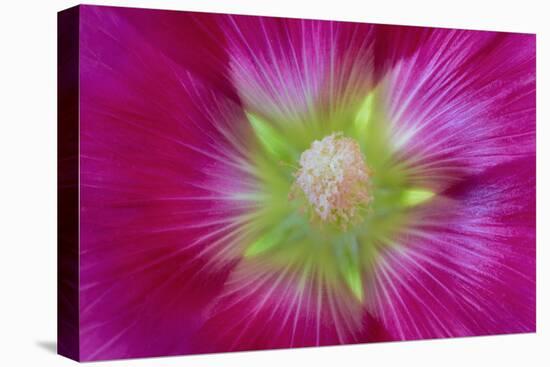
[{"left": 57, "top": 5, "right": 80, "bottom": 362}]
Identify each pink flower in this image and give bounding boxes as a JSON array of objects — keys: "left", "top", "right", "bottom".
[{"left": 74, "top": 5, "right": 535, "bottom": 361}]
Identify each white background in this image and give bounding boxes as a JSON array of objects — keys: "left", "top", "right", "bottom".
[{"left": 0, "top": 0, "right": 548, "bottom": 366}]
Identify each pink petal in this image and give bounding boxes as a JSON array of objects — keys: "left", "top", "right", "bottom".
[
  {"left": 78, "top": 6, "right": 254, "bottom": 360},
  {"left": 223, "top": 16, "right": 376, "bottom": 122},
  {"left": 194, "top": 259, "right": 372, "bottom": 352},
  {"left": 379, "top": 28, "right": 535, "bottom": 190},
  {"left": 81, "top": 5, "right": 238, "bottom": 100},
  {"left": 367, "top": 157, "right": 535, "bottom": 340}
]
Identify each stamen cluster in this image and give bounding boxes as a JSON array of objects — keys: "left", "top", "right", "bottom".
[{"left": 291, "top": 133, "right": 372, "bottom": 229}]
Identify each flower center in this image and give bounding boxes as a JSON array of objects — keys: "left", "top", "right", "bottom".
[{"left": 290, "top": 132, "right": 372, "bottom": 229}]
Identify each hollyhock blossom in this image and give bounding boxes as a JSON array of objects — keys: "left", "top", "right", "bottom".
[{"left": 77, "top": 5, "right": 535, "bottom": 360}]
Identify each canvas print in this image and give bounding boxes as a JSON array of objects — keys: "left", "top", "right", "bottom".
[{"left": 57, "top": 4, "right": 536, "bottom": 362}]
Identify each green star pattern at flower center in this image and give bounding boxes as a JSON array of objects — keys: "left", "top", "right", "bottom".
[{"left": 238, "top": 89, "right": 435, "bottom": 302}]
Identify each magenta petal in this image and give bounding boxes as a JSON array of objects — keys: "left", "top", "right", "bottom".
[
  {"left": 78, "top": 6, "right": 254, "bottom": 360},
  {"left": 224, "top": 16, "right": 376, "bottom": 121},
  {"left": 194, "top": 260, "right": 371, "bottom": 352},
  {"left": 367, "top": 157, "right": 535, "bottom": 340},
  {"left": 380, "top": 29, "right": 535, "bottom": 189},
  {"left": 82, "top": 6, "right": 238, "bottom": 100}
]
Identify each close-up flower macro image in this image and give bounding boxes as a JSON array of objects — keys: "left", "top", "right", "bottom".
[{"left": 58, "top": 4, "right": 536, "bottom": 361}]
